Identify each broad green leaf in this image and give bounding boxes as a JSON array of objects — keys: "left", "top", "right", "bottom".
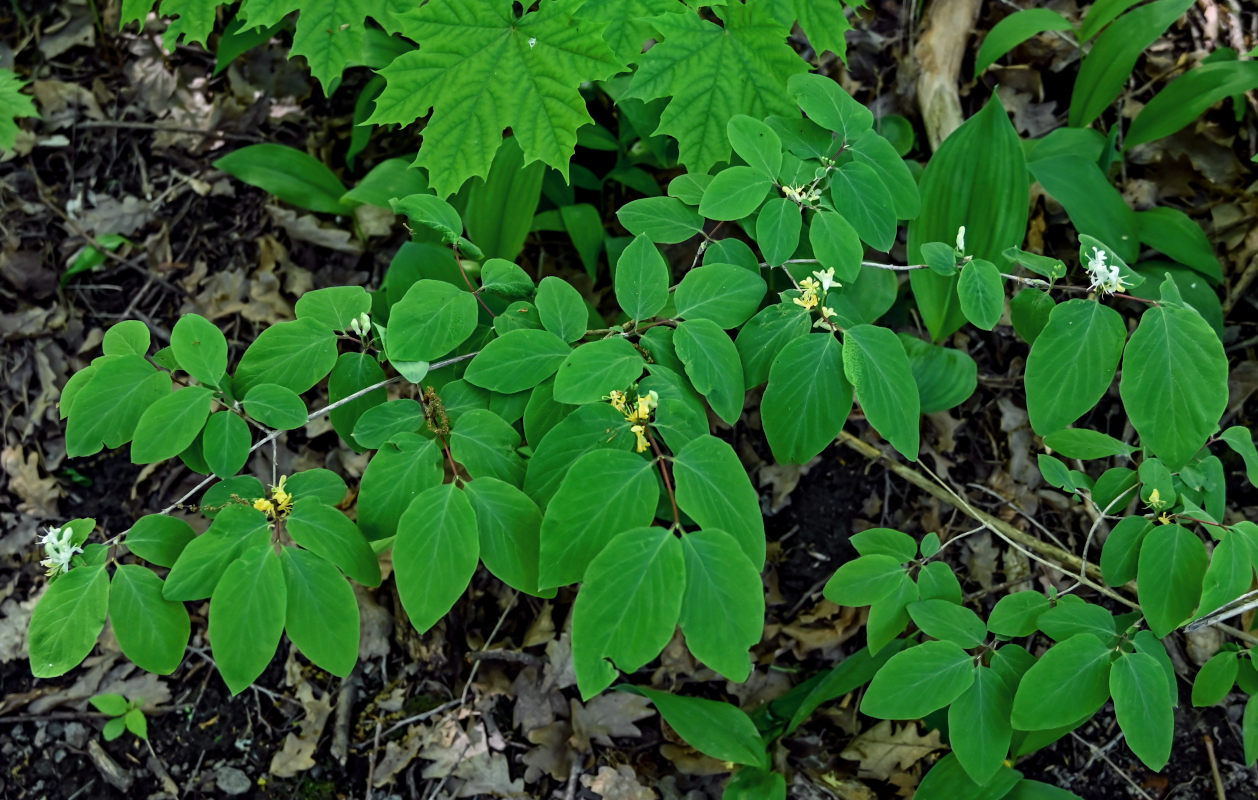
[
  {"left": 957, "top": 259, "right": 1004, "bottom": 330},
  {"left": 842, "top": 324, "right": 920, "bottom": 460},
  {"left": 1069, "top": 0, "right": 1196, "bottom": 127},
  {"left": 1037, "top": 597, "right": 1116, "bottom": 642},
  {"left": 1120, "top": 303, "right": 1228, "bottom": 470},
  {"left": 1110, "top": 651, "right": 1173, "bottom": 770},
  {"left": 386, "top": 279, "right": 479, "bottom": 363},
  {"left": 286, "top": 500, "right": 381, "bottom": 587},
  {"left": 200, "top": 476, "right": 265, "bottom": 519},
  {"left": 639, "top": 366, "right": 710, "bottom": 452},
  {"left": 823, "top": 554, "right": 906, "bottom": 607},
  {"left": 617, "top": 196, "right": 705, "bottom": 244},
  {"left": 761, "top": 333, "right": 852, "bottom": 464},
  {"left": 826, "top": 266, "right": 898, "bottom": 328},
  {"left": 908, "top": 96, "right": 1028, "bottom": 341},
  {"left": 698, "top": 166, "right": 773, "bottom": 221},
  {"left": 1092, "top": 466, "right": 1140, "bottom": 514},
  {"left": 828, "top": 161, "right": 896, "bottom": 252},
  {"left": 209, "top": 544, "right": 286, "bottom": 694},
  {"left": 234, "top": 317, "right": 338, "bottom": 396},
  {"left": 295, "top": 286, "right": 371, "bottom": 331},
  {"left": 170, "top": 314, "right": 227, "bottom": 386},
  {"left": 131, "top": 386, "right": 214, "bottom": 464},
  {"left": 679, "top": 529, "right": 763, "bottom": 682},
  {"left": 103, "top": 320, "right": 149, "bottom": 356},
  {"left": 393, "top": 194, "right": 463, "bottom": 240},
  {"left": 523, "top": 403, "right": 634, "bottom": 505},
  {"left": 735, "top": 303, "right": 811, "bottom": 389},
  {"left": 1138, "top": 524, "right": 1208, "bottom": 637},
  {"left": 1192, "top": 651, "right": 1238, "bottom": 707},
  {"left": 626, "top": 3, "right": 807, "bottom": 173},
  {"left": 898, "top": 335, "right": 977, "bottom": 413},
  {"left": 354, "top": 401, "right": 425, "bottom": 453},
  {"left": 394, "top": 484, "right": 480, "bottom": 632},
  {"left": 203, "top": 412, "right": 251, "bottom": 478},
  {"left": 615, "top": 234, "right": 671, "bottom": 321},
  {"left": 850, "top": 527, "right": 917, "bottom": 561},
  {"left": 1043, "top": 428, "right": 1137, "bottom": 460},
  {"left": 535, "top": 276, "right": 589, "bottom": 343},
  {"left": 286, "top": 469, "right": 349, "bottom": 506},
  {"left": 1029, "top": 156, "right": 1137, "bottom": 264},
  {"left": 479, "top": 258, "right": 535, "bottom": 299},
  {"left": 163, "top": 505, "right": 270, "bottom": 601},
  {"left": 110, "top": 565, "right": 189, "bottom": 675},
  {"left": 1025, "top": 300, "right": 1127, "bottom": 435},
  {"left": 214, "top": 143, "right": 350, "bottom": 214},
  {"left": 849, "top": 128, "right": 920, "bottom": 219},
  {"left": 975, "top": 8, "right": 1073, "bottom": 75},
  {"left": 672, "top": 435, "right": 765, "bottom": 567},
  {"left": 280, "top": 546, "right": 359, "bottom": 677},
  {"left": 1011, "top": 633, "right": 1113, "bottom": 730},
  {"left": 624, "top": 687, "right": 768, "bottom": 768},
  {"left": 125, "top": 514, "right": 196, "bottom": 568},
  {"left": 243, "top": 383, "right": 307, "bottom": 430},
  {"left": 867, "top": 573, "right": 919, "bottom": 653},
  {"left": 674, "top": 319, "right": 745, "bottom": 425},
  {"left": 1247, "top": 696, "right": 1258, "bottom": 766},
  {"left": 674, "top": 263, "right": 766, "bottom": 329},
  {"left": 1132, "top": 630, "right": 1179, "bottom": 709},
  {"left": 787, "top": 72, "right": 871, "bottom": 141},
  {"left": 723, "top": 768, "right": 786, "bottom": 800},
  {"left": 949, "top": 667, "right": 1014, "bottom": 784},
  {"left": 357, "top": 433, "right": 444, "bottom": 540},
  {"left": 449, "top": 408, "right": 524, "bottom": 485},
  {"left": 861, "top": 640, "right": 976, "bottom": 719},
  {"left": 1134, "top": 207, "right": 1223, "bottom": 283},
  {"left": 1010, "top": 288, "right": 1055, "bottom": 345},
  {"left": 464, "top": 477, "right": 545, "bottom": 596},
  {"left": 29, "top": 564, "right": 109, "bottom": 678},
  {"left": 809, "top": 209, "right": 863, "bottom": 283},
  {"left": 727, "top": 114, "right": 782, "bottom": 178},
  {"left": 988, "top": 591, "right": 1050, "bottom": 637},
  {"left": 1130, "top": 59, "right": 1258, "bottom": 151},
  {"left": 572, "top": 528, "right": 684, "bottom": 698},
  {"left": 341, "top": 157, "right": 430, "bottom": 209},
  {"left": 464, "top": 134, "right": 546, "bottom": 261},
  {"left": 788, "top": 0, "right": 856, "bottom": 61},
  {"left": 464, "top": 329, "right": 570, "bottom": 394},
  {"left": 65, "top": 356, "right": 171, "bottom": 457},
  {"left": 552, "top": 337, "right": 645, "bottom": 405},
  {"left": 916, "top": 755, "right": 1023, "bottom": 800},
  {"left": 666, "top": 173, "right": 711, "bottom": 206},
  {"left": 369, "top": 0, "right": 621, "bottom": 196},
  {"left": 919, "top": 561, "right": 964, "bottom": 603},
  {"left": 908, "top": 599, "right": 987, "bottom": 649},
  {"left": 328, "top": 352, "right": 387, "bottom": 451},
  {"left": 1196, "top": 533, "right": 1254, "bottom": 623},
  {"left": 538, "top": 449, "right": 659, "bottom": 589}
]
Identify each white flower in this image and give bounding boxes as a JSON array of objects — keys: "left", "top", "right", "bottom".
[
  {"left": 1084, "top": 246, "right": 1125, "bottom": 295},
  {"left": 349, "top": 312, "right": 371, "bottom": 337},
  {"left": 956, "top": 226, "right": 966, "bottom": 253},
  {"left": 813, "top": 267, "right": 840, "bottom": 294},
  {"left": 39, "top": 525, "right": 81, "bottom": 577}
]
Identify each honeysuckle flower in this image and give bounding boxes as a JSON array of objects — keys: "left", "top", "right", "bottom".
[
  {"left": 349, "top": 312, "right": 371, "bottom": 338},
  {"left": 813, "top": 306, "right": 838, "bottom": 328},
  {"left": 254, "top": 475, "right": 294, "bottom": 520},
  {"left": 813, "top": 268, "right": 840, "bottom": 294},
  {"left": 626, "top": 390, "right": 659, "bottom": 425},
  {"left": 794, "top": 276, "right": 822, "bottom": 311},
  {"left": 956, "top": 226, "right": 966, "bottom": 253},
  {"left": 253, "top": 498, "right": 275, "bottom": 515},
  {"left": 1084, "top": 247, "right": 1125, "bottom": 295},
  {"left": 630, "top": 424, "right": 650, "bottom": 453},
  {"left": 782, "top": 185, "right": 822, "bottom": 206},
  {"left": 39, "top": 525, "right": 81, "bottom": 578},
  {"left": 1148, "top": 488, "right": 1162, "bottom": 508},
  {"left": 606, "top": 390, "right": 628, "bottom": 415}
]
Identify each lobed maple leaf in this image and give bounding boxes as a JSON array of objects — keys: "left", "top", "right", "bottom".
[
  {"left": 0, "top": 70, "right": 38, "bottom": 151},
  {"left": 121, "top": 0, "right": 223, "bottom": 48},
  {"left": 575, "top": 0, "right": 685, "bottom": 65},
  {"left": 626, "top": 1, "right": 808, "bottom": 175},
  {"left": 775, "top": 0, "right": 859, "bottom": 61},
  {"left": 370, "top": 0, "right": 623, "bottom": 197}
]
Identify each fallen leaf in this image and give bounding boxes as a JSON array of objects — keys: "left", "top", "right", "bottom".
[
  {"left": 839, "top": 720, "right": 942, "bottom": 782},
  {"left": 268, "top": 680, "right": 333, "bottom": 777},
  {"left": 570, "top": 692, "right": 653, "bottom": 750},
  {"left": 583, "top": 765, "right": 657, "bottom": 800},
  {"left": 2, "top": 445, "right": 63, "bottom": 517}
]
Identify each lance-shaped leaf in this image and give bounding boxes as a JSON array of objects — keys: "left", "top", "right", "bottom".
[
  {"left": 394, "top": 484, "right": 480, "bottom": 633},
  {"left": 842, "top": 325, "right": 920, "bottom": 460},
  {"left": 672, "top": 436, "right": 765, "bottom": 567},
  {"left": 1111, "top": 651, "right": 1174, "bottom": 770},
  {"left": 679, "top": 529, "right": 764, "bottom": 682},
  {"left": 209, "top": 544, "right": 286, "bottom": 694},
  {"left": 615, "top": 234, "right": 671, "bottom": 321}
]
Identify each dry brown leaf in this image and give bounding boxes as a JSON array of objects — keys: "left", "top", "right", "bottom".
[
  {"left": 2, "top": 445, "right": 63, "bottom": 516},
  {"left": 522, "top": 720, "right": 573, "bottom": 782},
  {"left": 840, "top": 720, "right": 942, "bottom": 782},
  {"left": 962, "top": 532, "right": 999, "bottom": 591},
  {"left": 570, "top": 692, "right": 653, "bottom": 751},
  {"left": 582, "top": 765, "right": 657, "bottom": 800},
  {"left": 371, "top": 724, "right": 425, "bottom": 787},
  {"left": 268, "top": 680, "right": 334, "bottom": 777},
  {"left": 268, "top": 206, "right": 362, "bottom": 253},
  {"left": 418, "top": 717, "right": 524, "bottom": 797}
]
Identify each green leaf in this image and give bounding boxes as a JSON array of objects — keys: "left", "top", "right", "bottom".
[
  {"left": 1037, "top": 597, "right": 1116, "bottom": 642},
  {"left": 103, "top": 320, "right": 150, "bottom": 357},
  {"left": 861, "top": 640, "right": 977, "bottom": 719},
  {"left": 674, "top": 319, "right": 745, "bottom": 425},
  {"left": 243, "top": 383, "right": 308, "bottom": 430},
  {"left": 1079, "top": 0, "right": 1145, "bottom": 40},
  {"left": 867, "top": 573, "right": 919, "bottom": 654},
  {"left": 908, "top": 96, "right": 1028, "bottom": 341},
  {"left": 393, "top": 193, "right": 463, "bottom": 241},
  {"left": 286, "top": 469, "right": 349, "bottom": 506},
  {"left": 479, "top": 258, "right": 535, "bottom": 299},
  {"left": 386, "top": 279, "right": 479, "bottom": 363},
  {"left": 357, "top": 433, "right": 445, "bottom": 540},
  {"left": 672, "top": 435, "right": 766, "bottom": 568},
  {"left": 464, "top": 134, "right": 546, "bottom": 261},
  {"left": 65, "top": 356, "right": 172, "bottom": 457},
  {"left": 341, "top": 157, "right": 431, "bottom": 209},
  {"left": 851, "top": 527, "right": 917, "bottom": 561},
  {"left": 762, "top": 333, "right": 852, "bottom": 463},
  {"left": 234, "top": 317, "right": 338, "bottom": 396},
  {"left": 787, "top": 72, "right": 872, "bottom": 141},
  {"left": 1005, "top": 247, "right": 1068, "bottom": 281},
  {"left": 102, "top": 716, "right": 125, "bottom": 741},
  {"left": 735, "top": 304, "right": 811, "bottom": 389},
  {"left": 823, "top": 554, "right": 907, "bottom": 607},
  {"left": 1043, "top": 428, "right": 1137, "bottom": 460},
  {"left": 674, "top": 263, "right": 766, "bottom": 329},
  {"left": 849, "top": 128, "right": 920, "bottom": 220},
  {"left": 352, "top": 400, "right": 425, "bottom": 450},
  {"left": 538, "top": 449, "right": 659, "bottom": 589},
  {"left": 1029, "top": 157, "right": 1137, "bottom": 264},
  {"left": 214, "top": 144, "right": 351, "bottom": 215},
  {"left": 394, "top": 484, "right": 480, "bottom": 632},
  {"left": 988, "top": 591, "right": 1051, "bottom": 637},
  {"left": 809, "top": 210, "right": 864, "bottom": 283},
  {"left": 449, "top": 408, "right": 524, "bottom": 485},
  {"left": 328, "top": 353, "right": 387, "bottom": 451},
  {"left": 29, "top": 565, "right": 109, "bottom": 678},
  {"left": 1011, "top": 634, "right": 1113, "bottom": 730},
  {"left": 1197, "top": 533, "right": 1255, "bottom": 624},
  {"left": 464, "top": 477, "right": 545, "bottom": 596},
  {"left": 699, "top": 166, "right": 774, "bottom": 221},
  {"left": 898, "top": 335, "right": 977, "bottom": 413},
  {"left": 131, "top": 386, "right": 214, "bottom": 464},
  {"left": 463, "top": 329, "right": 570, "bottom": 394},
  {"left": 916, "top": 755, "right": 1023, "bottom": 800},
  {"left": 1025, "top": 300, "right": 1127, "bottom": 436},
  {"left": 523, "top": 403, "right": 634, "bottom": 505},
  {"left": 1192, "top": 651, "right": 1238, "bottom": 707},
  {"left": 572, "top": 528, "right": 685, "bottom": 698},
  {"left": 615, "top": 234, "right": 671, "bottom": 321},
  {"left": 1134, "top": 207, "right": 1223, "bottom": 283},
  {"left": 1120, "top": 303, "right": 1228, "bottom": 470},
  {"left": 624, "top": 687, "right": 768, "bottom": 768},
  {"left": 369, "top": 0, "right": 621, "bottom": 196},
  {"left": 626, "top": 3, "right": 807, "bottom": 174},
  {"left": 280, "top": 546, "right": 359, "bottom": 677},
  {"left": 552, "top": 337, "right": 644, "bottom": 405},
  {"left": 678, "top": 529, "right": 763, "bottom": 682},
  {"left": 728, "top": 114, "right": 782, "bottom": 178},
  {"left": 1069, "top": 0, "right": 1196, "bottom": 127},
  {"left": 109, "top": 565, "right": 189, "bottom": 675},
  {"left": 163, "top": 505, "right": 271, "bottom": 600},
  {"left": 908, "top": 599, "right": 987, "bottom": 649},
  {"left": 1246, "top": 695, "right": 1258, "bottom": 766},
  {"left": 295, "top": 286, "right": 372, "bottom": 332},
  {"left": 171, "top": 314, "right": 227, "bottom": 386},
  {"left": 949, "top": 667, "right": 1014, "bottom": 785},
  {"left": 89, "top": 693, "right": 129, "bottom": 716},
  {"left": 638, "top": 366, "right": 709, "bottom": 453},
  {"left": 125, "top": 514, "right": 196, "bottom": 568},
  {"left": 1110, "top": 651, "right": 1173, "bottom": 770},
  {"left": 209, "top": 544, "right": 286, "bottom": 694},
  {"left": 827, "top": 161, "right": 896, "bottom": 252},
  {"left": 842, "top": 324, "right": 920, "bottom": 460},
  {"left": 203, "top": 412, "right": 251, "bottom": 479},
  {"left": 1132, "top": 58, "right": 1258, "bottom": 151},
  {"left": 286, "top": 500, "right": 381, "bottom": 587},
  {"left": 957, "top": 259, "right": 1004, "bottom": 331},
  {"left": 723, "top": 768, "right": 786, "bottom": 800},
  {"left": 200, "top": 477, "right": 265, "bottom": 519},
  {"left": 535, "top": 276, "right": 589, "bottom": 343},
  {"left": 0, "top": 68, "right": 38, "bottom": 151},
  {"left": 975, "top": 8, "right": 1073, "bottom": 75},
  {"left": 617, "top": 196, "right": 705, "bottom": 244},
  {"left": 1138, "top": 523, "right": 1208, "bottom": 637}
]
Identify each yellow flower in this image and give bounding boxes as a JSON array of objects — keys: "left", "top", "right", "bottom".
[
  {"left": 631, "top": 424, "right": 650, "bottom": 453},
  {"left": 253, "top": 475, "right": 293, "bottom": 520},
  {"left": 253, "top": 498, "right": 275, "bottom": 515},
  {"left": 606, "top": 390, "right": 628, "bottom": 415},
  {"left": 1148, "top": 488, "right": 1161, "bottom": 508}
]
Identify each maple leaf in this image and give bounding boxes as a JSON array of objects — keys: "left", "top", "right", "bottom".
[
  {"left": 0, "top": 70, "right": 38, "bottom": 151},
  {"left": 120, "top": 0, "right": 222, "bottom": 48},
  {"left": 575, "top": 0, "right": 684, "bottom": 65},
  {"left": 775, "top": 0, "right": 858, "bottom": 61},
  {"left": 626, "top": 1, "right": 808, "bottom": 174},
  {"left": 370, "top": 0, "right": 623, "bottom": 197}
]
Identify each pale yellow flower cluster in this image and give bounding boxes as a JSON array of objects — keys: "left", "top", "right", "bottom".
[
  {"left": 253, "top": 475, "right": 294, "bottom": 520},
  {"left": 793, "top": 268, "right": 840, "bottom": 327},
  {"left": 608, "top": 389, "right": 659, "bottom": 453}
]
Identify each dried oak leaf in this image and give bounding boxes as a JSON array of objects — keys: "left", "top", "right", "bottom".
[{"left": 839, "top": 720, "right": 942, "bottom": 782}]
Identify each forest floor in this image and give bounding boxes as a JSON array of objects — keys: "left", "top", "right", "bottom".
[{"left": 3, "top": 1, "right": 1258, "bottom": 798}]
